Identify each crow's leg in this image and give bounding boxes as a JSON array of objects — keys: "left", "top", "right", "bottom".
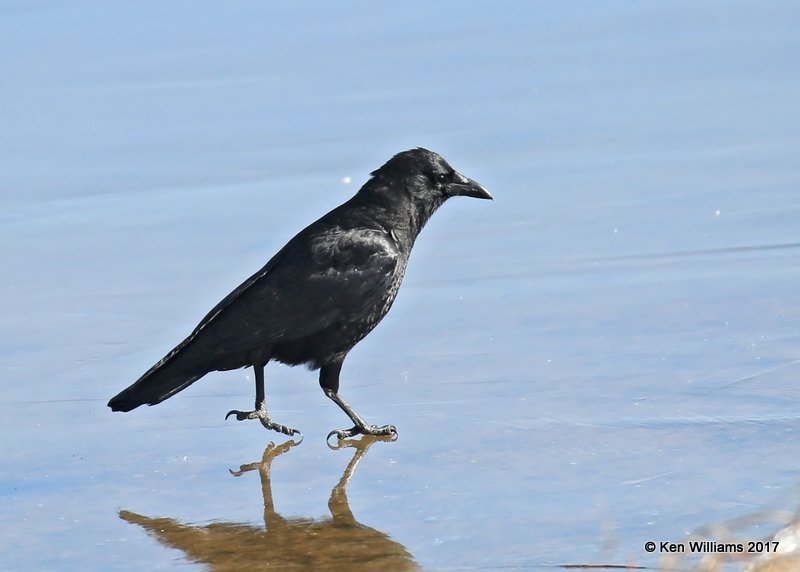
[
  {"left": 319, "top": 361, "right": 397, "bottom": 443},
  {"left": 226, "top": 363, "right": 301, "bottom": 437}
]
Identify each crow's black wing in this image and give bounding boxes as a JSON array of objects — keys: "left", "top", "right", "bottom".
[
  {"left": 108, "top": 225, "right": 401, "bottom": 411},
  {"left": 184, "top": 226, "right": 401, "bottom": 361}
]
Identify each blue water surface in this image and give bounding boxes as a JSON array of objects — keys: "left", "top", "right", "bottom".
[{"left": 2, "top": 1, "right": 800, "bottom": 570}]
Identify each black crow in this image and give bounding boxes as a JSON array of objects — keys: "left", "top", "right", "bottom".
[{"left": 108, "top": 148, "right": 491, "bottom": 441}]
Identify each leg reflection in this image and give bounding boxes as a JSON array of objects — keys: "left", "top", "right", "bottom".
[{"left": 119, "top": 435, "right": 416, "bottom": 570}]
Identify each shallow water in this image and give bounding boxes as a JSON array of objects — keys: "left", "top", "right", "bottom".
[{"left": 3, "top": 1, "right": 800, "bottom": 570}]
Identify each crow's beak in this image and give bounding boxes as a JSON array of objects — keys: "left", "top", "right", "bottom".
[{"left": 448, "top": 171, "right": 493, "bottom": 200}]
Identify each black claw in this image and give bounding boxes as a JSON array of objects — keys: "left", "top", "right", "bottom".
[
  {"left": 225, "top": 409, "right": 242, "bottom": 421},
  {"left": 226, "top": 410, "right": 252, "bottom": 422},
  {"left": 327, "top": 434, "right": 347, "bottom": 450},
  {"left": 327, "top": 427, "right": 356, "bottom": 446}
]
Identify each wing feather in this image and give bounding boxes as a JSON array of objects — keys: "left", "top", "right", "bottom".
[{"left": 185, "top": 227, "right": 400, "bottom": 361}]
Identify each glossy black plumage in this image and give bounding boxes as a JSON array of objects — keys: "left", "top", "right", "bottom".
[{"left": 108, "top": 148, "right": 491, "bottom": 440}]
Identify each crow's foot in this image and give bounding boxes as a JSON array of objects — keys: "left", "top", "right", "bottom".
[
  {"left": 225, "top": 403, "right": 301, "bottom": 437},
  {"left": 327, "top": 423, "right": 397, "bottom": 445}
]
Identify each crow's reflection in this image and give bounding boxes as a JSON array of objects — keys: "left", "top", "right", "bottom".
[{"left": 119, "top": 436, "right": 416, "bottom": 571}]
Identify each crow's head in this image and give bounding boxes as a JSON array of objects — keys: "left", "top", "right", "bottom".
[
  {"left": 356, "top": 148, "right": 491, "bottom": 237},
  {"left": 370, "top": 148, "right": 492, "bottom": 207}
]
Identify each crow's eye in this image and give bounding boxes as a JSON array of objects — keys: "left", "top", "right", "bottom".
[{"left": 436, "top": 172, "right": 448, "bottom": 184}]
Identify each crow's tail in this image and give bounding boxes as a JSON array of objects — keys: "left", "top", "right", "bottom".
[{"left": 108, "top": 342, "right": 209, "bottom": 412}]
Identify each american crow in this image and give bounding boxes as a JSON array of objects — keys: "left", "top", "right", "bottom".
[{"left": 108, "top": 148, "right": 491, "bottom": 441}]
